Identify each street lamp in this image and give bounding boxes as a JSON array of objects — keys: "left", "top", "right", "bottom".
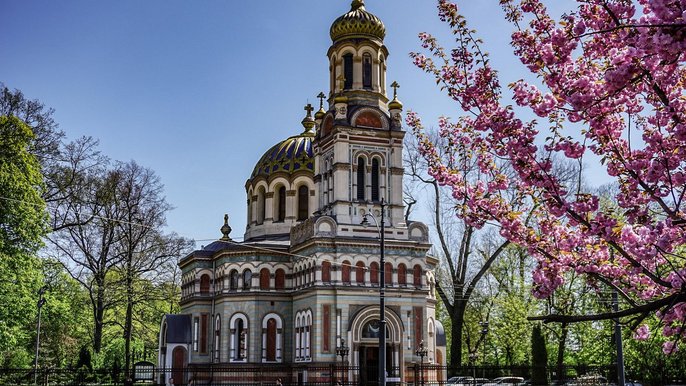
[
  {"left": 479, "top": 322, "right": 489, "bottom": 364},
  {"left": 336, "top": 338, "right": 349, "bottom": 361},
  {"left": 415, "top": 340, "right": 428, "bottom": 386},
  {"left": 34, "top": 286, "right": 48, "bottom": 384},
  {"left": 336, "top": 338, "right": 350, "bottom": 385},
  {"left": 479, "top": 321, "right": 489, "bottom": 378},
  {"left": 360, "top": 198, "right": 386, "bottom": 386}
]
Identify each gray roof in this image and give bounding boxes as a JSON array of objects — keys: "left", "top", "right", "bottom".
[
  {"left": 164, "top": 314, "right": 192, "bottom": 344},
  {"left": 435, "top": 320, "right": 447, "bottom": 346}
]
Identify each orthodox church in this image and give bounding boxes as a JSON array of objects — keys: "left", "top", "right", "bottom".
[{"left": 158, "top": 1, "right": 446, "bottom": 384}]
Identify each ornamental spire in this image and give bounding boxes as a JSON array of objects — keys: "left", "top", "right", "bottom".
[
  {"left": 220, "top": 214, "right": 232, "bottom": 241},
  {"left": 351, "top": 0, "right": 365, "bottom": 10},
  {"left": 315, "top": 92, "right": 327, "bottom": 121},
  {"left": 301, "top": 103, "right": 316, "bottom": 133}
]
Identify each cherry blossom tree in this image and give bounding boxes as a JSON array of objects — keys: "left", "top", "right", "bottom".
[{"left": 408, "top": 0, "right": 686, "bottom": 353}]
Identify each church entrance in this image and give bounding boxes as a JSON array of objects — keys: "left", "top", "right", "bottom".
[
  {"left": 358, "top": 345, "right": 393, "bottom": 386},
  {"left": 171, "top": 346, "right": 187, "bottom": 385}
]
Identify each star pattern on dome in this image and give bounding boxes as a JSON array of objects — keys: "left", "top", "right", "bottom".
[{"left": 250, "top": 134, "right": 314, "bottom": 179}]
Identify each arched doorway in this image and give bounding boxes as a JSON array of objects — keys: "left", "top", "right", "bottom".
[
  {"left": 349, "top": 306, "right": 404, "bottom": 385},
  {"left": 171, "top": 346, "right": 187, "bottom": 385}
]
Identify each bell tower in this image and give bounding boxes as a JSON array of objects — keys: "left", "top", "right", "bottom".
[
  {"left": 313, "top": 0, "right": 406, "bottom": 231},
  {"left": 327, "top": 0, "right": 388, "bottom": 108}
]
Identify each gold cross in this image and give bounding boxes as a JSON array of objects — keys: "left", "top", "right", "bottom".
[
  {"left": 304, "top": 103, "right": 314, "bottom": 115},
  {"left": 390, "top": 81, "right": 400, "bottom": 99}
]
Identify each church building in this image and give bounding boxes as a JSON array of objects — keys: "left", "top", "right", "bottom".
[{"left": 158, "top": 1, "right": 446, "bottom": 384}]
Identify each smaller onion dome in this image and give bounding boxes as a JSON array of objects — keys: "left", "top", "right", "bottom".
[
  {"left": 330, "top": 0, "right": 385, "bottom": 43},
  {"left": 388, "top": 97, "right": 403, "bottom": 110},
  {"left": 388, "top": 80, "right": 403, "bottom": 110}
]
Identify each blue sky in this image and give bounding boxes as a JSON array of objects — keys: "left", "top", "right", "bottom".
[{"left": 1, "top": 0, "right": 576, "bottom": 245}]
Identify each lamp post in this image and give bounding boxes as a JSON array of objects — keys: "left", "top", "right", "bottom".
[
  {"left": 469, "top": 352, "right": 477, "bottom": 382},
  {"left": 361, "top": 198, "right": 386, "bottom": 386},
  {"left": 336, "top": 338, "right": 349, "bottom": 385},
  {"left": 415, "top": 340, "right": 428, "bottom": 386},
  {"left": 34, "top": 286, "right": 47, "bottom": 384},
  {"left": 479, "top": 321, "right": 489, "bottom": 378}
]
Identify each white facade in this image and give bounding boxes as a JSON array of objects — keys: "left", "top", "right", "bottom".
[{"left": 159, "top": 2, "right": 447, "bottom": 385}]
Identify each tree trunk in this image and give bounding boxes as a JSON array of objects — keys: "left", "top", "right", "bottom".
[
  {"left": 450, "top": 300, "right": 467, "bottom": 368},
  {"left": 93, "top": 283, "right": 105, "bottom": 353},
  {"left": 556, "top": 324, "right": 568, "bottom": 382}
]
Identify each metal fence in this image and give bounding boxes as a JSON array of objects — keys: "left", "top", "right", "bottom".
[{"left": 0, "top": 364, "right": 619, "bottom": 386}]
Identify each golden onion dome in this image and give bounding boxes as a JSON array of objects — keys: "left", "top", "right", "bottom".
[
  {"left": 388, "top": 97, "right": 403, "bottom": 110},
  {"left": 314, "top": 107, "right": 326, "bottom": 120},
  {"left": 330, "top": 0, "right": 385, "bottom": 43}
]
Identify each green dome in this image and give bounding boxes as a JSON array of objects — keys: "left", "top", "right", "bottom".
[
  {"left": 330, "top": 0, "right": 385, "bottom": 43},
  {"left": 250, "top": 131, "right": 315, "bottom": 179}
]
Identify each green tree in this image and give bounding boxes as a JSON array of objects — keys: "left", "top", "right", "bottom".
[{"left": 0, "top": 115, "right": 48, "bottom": 366}]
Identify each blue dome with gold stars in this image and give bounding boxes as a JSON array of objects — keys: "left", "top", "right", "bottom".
[{"left": 250, "top": 131, "right": 315, "bottom": 179}]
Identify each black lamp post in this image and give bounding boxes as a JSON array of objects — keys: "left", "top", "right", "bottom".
[
  {"left": 469, "top": 352, "right": 477, "bottom": 382},
  {"left": 336, "top": 338, "right": 350, "bottom": 385},
  {"left": 415, "top": 340, "right": 428, "bottom": 386},
  {"left": 361, "top": 198, "right": 386, "bottom": 386},
  {"left": 34, "top": 286, "right": 47, "bottom": 384},
  {"left": 479, "top": 321, "right": 489, "bottom": 378},
  {"left": 336, "top": 338, "right": 349, "bottom": 361}
]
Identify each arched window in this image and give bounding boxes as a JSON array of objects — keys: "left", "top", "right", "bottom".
[
  {"left": 276, "top": 186, "right": 286, "bottom": 222},
  {"left": 229, "top": 269, "right": 238, "bottom": 291},
  {"left": 356, "top": 157, "right": 365, "bottom": 200},
  {"left": 343, "top": 53, "right": 353, "bottom": 89},
  {"left": 385, "top": 262, "right": 393, "bottom": 286},
  {"left": 294, "top": 311, "right": 313, "bottom": 361},
  {"left": 257, "top": 187, "right": 266, "bottom": 225},
  {"left": 297, "top": 185, "right": 309, "bottom": 221},
  {"left": 214, "top": 315, "right": 221, "bottom": 362},
  {"left": 262, "top": 314, "right": 283, "bottom": 363},
  {"left": 371, "top": 158, "right": 380, "bottom": 202},
  {"left": 305, "top": 313, "right": 312, "bottom": 359},
  {"left": 428, "top": 318, "right": 436, "bottom": 363},
  {"left": 266, "top": 319, "right": 277, "bottom": 361},
  {"left": 260, "top": 268, "right": 270, "bottom": 290},
  {"left": 356, "top": 261, "right": 365, "bottom": 284},
  {"left": 398, "top": 263, "right": 407, "bottom": 286},
  {"left": 243, "top": 269, "right": 252, "bottom": 290},
  {"left": 275, "top": 269, "right": 285, "bottom": 290},
  {"left": 414, "top": 264, "right": 422, "bottom": 286},
  {"left": 363, "top": 53, "right": 372, "bottom": 89},
  {"left": 362, "top": 319, "right": 389, "bottom": 339},
  {"left": 200, "top": 274, "right": 210, "bottom": 294},
  {"left": 321, "top": 261, "right": 331, "bottom": 284},
  {"left": 370, "top": 262, "right": 379, "bottom": 284},
  {"left": 342, "top": 261, "right": 351, "bottom": 284},
  {"left": 230, "top": 314, "right": 248, "bottom": 362}
]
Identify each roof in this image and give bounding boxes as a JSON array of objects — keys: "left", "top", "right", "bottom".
[
  {"left": 250, "top": 132, "right": 314, "bottom": 179},
  {"left": 435, "top": 319, "right": 447, "bottom": 347},
  {"left": 330, "top": 0, "right": 385, "bottom": 43},
  {"left": 163, "top": 314, "right": 192, "bottom": 344}
]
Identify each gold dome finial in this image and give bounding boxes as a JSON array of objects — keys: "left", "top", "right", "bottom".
[
  {"left": 220, "top": 214, "right": 232, "bottom": 241},
  {"left": 314, "top": 92, "right": 327, "bottom": 120},
  {"left": 352, "top": 0, "right": 365, "bottom": 9},
  {"left": 388, "top": 81, "right": 403, "bottom": 110},
  {"left": 301, "top": 103, "right": 316, "bottom": 133}
]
